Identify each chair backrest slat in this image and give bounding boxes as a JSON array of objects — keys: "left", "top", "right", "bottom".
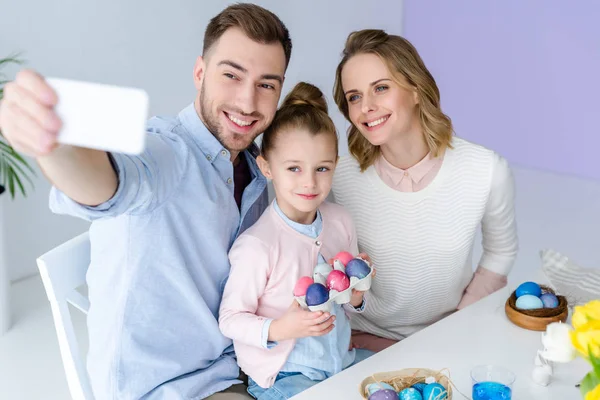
[{"left": 37, "top": 232, "right": 94, "bottom": 400}]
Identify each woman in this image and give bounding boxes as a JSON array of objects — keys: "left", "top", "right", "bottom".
[{"left": 331, "top": 29, "right": 518, "bottom": 352}]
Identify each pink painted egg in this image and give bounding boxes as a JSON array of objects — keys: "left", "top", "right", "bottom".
[
  {"left": 293, "top": 276, "right": 314, "bottom": 296},
  {"left": 333, "top": 251, "right": 354, "bottom": 266},
  {"left": 326, "top": 270, "right": 350, "bottom": 291}
]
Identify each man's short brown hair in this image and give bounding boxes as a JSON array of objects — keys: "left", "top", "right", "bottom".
[{"left": 203, "top": 3, "right": 292, "bottom": 68}]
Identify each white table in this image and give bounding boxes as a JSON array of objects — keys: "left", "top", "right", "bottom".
[{"left": 292, "top": 287, "right": 589, "bottom": 399}]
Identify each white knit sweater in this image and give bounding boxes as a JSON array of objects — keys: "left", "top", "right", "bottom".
[{"left": 332, "top": 137, "right": 518, "bottom": 340}]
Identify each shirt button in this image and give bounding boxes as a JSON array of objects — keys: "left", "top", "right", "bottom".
[
  {"left": 404, "top": 171, "right": 409, "bottom": 177},
  {"left": 206, "top": 155, "right": 212, "bottom": 161},
  {"left": 315, "top": 240, "right": 321, "bottom": 246},
  {"left": 221, "top": 150, "right": 227, "bottom": 156},
  {"left": 227, "top": 177, "right": 233, "bottom": 184}
]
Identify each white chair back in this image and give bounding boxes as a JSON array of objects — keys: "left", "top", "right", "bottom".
[{"left": 37, "top": 232, "right": 94, "bottom": 400}]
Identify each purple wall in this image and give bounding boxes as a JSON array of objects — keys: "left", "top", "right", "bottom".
[{"left": 403, "top": 1, "right": 600, "bottom": 181}]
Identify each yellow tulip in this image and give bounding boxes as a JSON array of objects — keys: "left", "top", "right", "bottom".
[
  {"left": 585, "top": 384, "right": 600, "bottom": 400},
  {"left": 571, "top": 320, "right": 600, "bottom": 359},
  {"left": 573, "top": 301, "right": 600, "bottom": 330}
]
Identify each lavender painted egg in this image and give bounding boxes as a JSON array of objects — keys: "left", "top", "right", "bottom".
[
  {"left": 368, "top": 389, "right": 398, "bottom": 400},
  {"left": 399, "top": 387, "right": 424, "bottom": 400},
  {"left": 305, "top": 283, "right": 329, "bottom": 306},
  {"left": 345, "top": 258, "right": 371, "bottom": 279},
  {"left": 327, "top": 270, "right": 350, "bottom": 291},
  {"left": 366, "top": 382, "right": 395, "bottom": 395},
  {"left": 541, "top": 293, "right": 559, "bottom": 308}
]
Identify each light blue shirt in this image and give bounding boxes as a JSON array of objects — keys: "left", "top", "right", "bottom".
[
  {"left": 268, "top": 200, "right": 357, "bottom": 381},
  {"left": 49, "top": 104, "right": 268, "bottom": 399}
]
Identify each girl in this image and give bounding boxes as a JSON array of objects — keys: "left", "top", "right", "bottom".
[
  {"left": 219, "top": 82, "right": 374, "bottom": 399},
  {"left": 332, "top": 29, "right": 518, "bottom": 352}
]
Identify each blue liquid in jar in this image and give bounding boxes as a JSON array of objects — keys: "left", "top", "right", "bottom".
[{"left": 472, "top": 381, "right": 512, "bottom": 400}]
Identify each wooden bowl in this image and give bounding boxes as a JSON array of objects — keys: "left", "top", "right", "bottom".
[
  {"left": 359, "top": 368, "right": 452, "bottom": 399},
  {"left": 505, "top": 285, "right": 568, "bottom": 331}
]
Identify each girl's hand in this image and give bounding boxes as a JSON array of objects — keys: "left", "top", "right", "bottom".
[{"left": 269, "top": 300, "right": 335, "bottom": 341}]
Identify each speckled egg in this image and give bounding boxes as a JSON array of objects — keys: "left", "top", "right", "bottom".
[
  {"left": 326, "top": 270, "right": 350, "bottom": 292},
  {"left": 516, "top": 281, "right": 542, "bottom": 298},
  {"left": 516, "top": 294, "right": 544, "bottom": 310},
  {"left": 422, "top": 383, "right": 447, "bottom": 400},
  {"left": 345, "top": 258, "right": 371, "bottom": 279},
  {"left": 399, "top": 387, "right": 424, "bottom": 400},
  {"left": 368, "top": 389, "right": 398, "bottom": 400},
  {"left": 333, "top": 251, "right": 354, "bottom": 266},
  {"left": 293, "top": 276, "right": 314, "bottom": 297},
  {"left": 366, "top": 382, "right": 395, "bottom": 395},
  {"left": 540, "top": 293, "right": 559, "bottom": 308},
  {"left": 305, "top": 283, "right": 329, "bottom": 306}
]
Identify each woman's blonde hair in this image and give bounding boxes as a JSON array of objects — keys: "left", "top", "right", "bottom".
[
  {"left": 261, "top": 82, "right": 338, "bottom": 157},
  {"left": 333, "top": 29, "right": 453, "bottom": 171}
]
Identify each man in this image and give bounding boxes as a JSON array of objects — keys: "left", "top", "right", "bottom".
[{"left": 0, "top": 4, "right": 319, "bottom": 399}]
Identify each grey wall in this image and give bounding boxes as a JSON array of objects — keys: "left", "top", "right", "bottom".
[{"left": 0, "top": 0, "right": 404, "bottom": 281}]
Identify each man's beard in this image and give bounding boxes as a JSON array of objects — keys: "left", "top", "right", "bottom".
[{"left": 199, "top": 82, "right": 260, "bottom": 153}]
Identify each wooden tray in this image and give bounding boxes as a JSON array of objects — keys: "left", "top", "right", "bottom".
[{"left": 505, "top": 285, "right": 568, "bottom": 331}]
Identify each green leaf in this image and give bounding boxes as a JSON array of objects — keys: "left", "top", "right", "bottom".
[
  {"left": 581, "top": 371, "right": 600, "bottom": 398},
  {"left": 11, "top": 169, "right": 26, "bottom": 197},
  {"left": 0, "top": 53, "right": 33, "bottom": 199},
  {"left": 589, "top": 345, "right": 600, "bottom": 381},
  {"left": 4, "top": 155, "right": 34, "bottom": 187}
]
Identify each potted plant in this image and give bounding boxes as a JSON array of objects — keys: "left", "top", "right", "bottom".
[{"left": 0, "top": 55, "right": 36, "bottom": 199}]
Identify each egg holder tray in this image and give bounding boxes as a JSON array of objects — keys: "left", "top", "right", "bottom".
[
  {"left": 505, "top": 284, "right": 568, "bottom": 331},
  {"left": 359, "top": 368, "right": 453, "bottom": 399},
  {"left": 295, "top": 266, "right": 373, "bottom": 313}
]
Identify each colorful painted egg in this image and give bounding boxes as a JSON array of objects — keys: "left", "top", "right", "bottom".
[
  {"left": 516, "top": 294, "right": 544, "bottom": 310},
  {"left": 422, "top": 383, "right": 447, "bottom": 400},
  {"left": 293, "top": 276, "right": 314, "bottom": 297},
  {"left": 326, "top": 270, "right": 350, "bottom": 291},
  {"left": 345, "top": 258, "right": 371, "bottom": 279},
  {"left": 366, "top": 382, "right": 395, "bottom": 395},
  {"left": 541, "top": 293, "right": 559, "bottom": 308},
  {"left": 411, "top": 382, "right": 427, "bottom": 393},
  {"left": 399, "top": 387, "right": 424, "bottom": 400},
  {"left": 368, "top": 389, "right": 398, "bottom": 400},
  {"left": 305, "top": 283, "right": 329, "bottom": 306},
  {"left": 516, "top": 281, "right": 542, "bottom": 298},
  {"left": 313, "top": 263, "right": 333, "bottom": 279},
  {"left": 333, "top": 251, "right": 354, "bottom": 266}
]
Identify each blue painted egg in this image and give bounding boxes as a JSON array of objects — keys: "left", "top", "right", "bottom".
[
  {"left": 366, "top": 382, "right": 395, "bottom": 395},
  {"left": 516, "top": 294, "right": 544, "bottom": 310},
  {"left": 399, "top": 387, "right": 424, "bottom": 400},
  {"left": 411, "top": 383, "right": 427, "bottom": 393},
  {"left": 345, "top": 258, "right": 371, "bottom": 279},
  {"left": 515, "top": 281, "right": 542, "bottom": 298},
  {"left": 368, "top": 389, "right": 398, "bottom": 400},
  {"left": 422, "top": 383, "right": 447, "bottom": 400},
  {"left": 305, "top": 283, "right": 329, "bottom": 306},
  {"left": 540, "top": 293, "right": 559, "bottom": 308}
]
